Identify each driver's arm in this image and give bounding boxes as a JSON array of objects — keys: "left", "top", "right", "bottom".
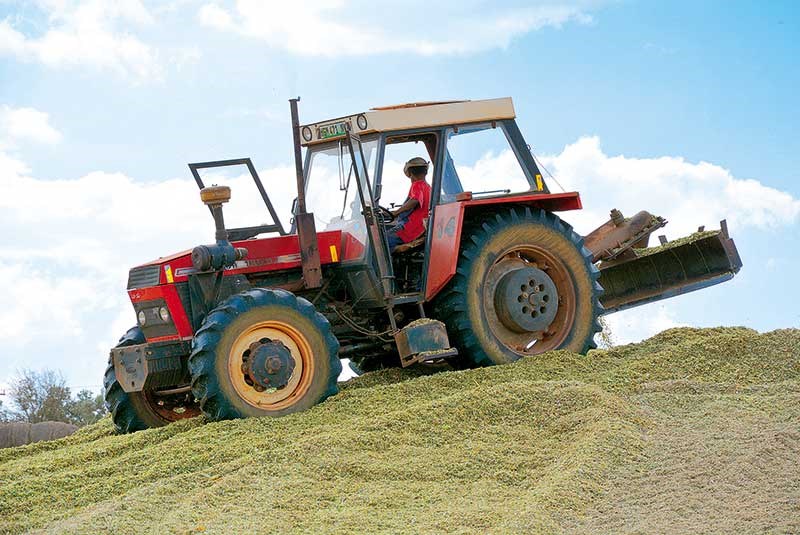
[{"left": 391, "top": 198, "right": 419, "bottom": 216}]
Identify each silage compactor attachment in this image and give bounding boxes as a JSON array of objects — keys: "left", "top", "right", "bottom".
[{"left": 584, "top": 209, "right": 742, "bottom": 312}]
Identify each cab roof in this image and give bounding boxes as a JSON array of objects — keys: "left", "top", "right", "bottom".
[{"left": 299, "top": 97, "right": 516, "bottom": 146}]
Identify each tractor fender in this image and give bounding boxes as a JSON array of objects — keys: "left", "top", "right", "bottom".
[{"left": 424, "top": 192, "right": 582, "bottom": 301}]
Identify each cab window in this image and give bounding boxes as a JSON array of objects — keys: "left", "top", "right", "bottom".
[
  {"left": 304, "top": 137, "right": 378, "bottom": 229},
  {"left": 377, "top": 132, "right": 437, "bottom": 207},
  {"left": 441, "top": 123, "right": 531, "bottom": 203}
]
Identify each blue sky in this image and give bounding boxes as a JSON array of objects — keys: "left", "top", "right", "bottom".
[{"left": 0, "top": 0, "right": 798, "bottom": 393}]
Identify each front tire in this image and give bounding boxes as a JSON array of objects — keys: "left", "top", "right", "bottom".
[
  {"left": 104, "top": 327, "right": 199, "bottom": 433},
  {"left": 432, "top": 207, "right": 603, "bottom": 367},
  {"left": 188, "top": 288, "right": 341, "bottom": 420}
]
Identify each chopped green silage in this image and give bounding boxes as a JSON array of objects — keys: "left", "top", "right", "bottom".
[
  {"left": 1, "top": 327, "right": 798, "bottom": 534},
  {"left": 632, "top": 229, "right": 719, "bottom": 257}
]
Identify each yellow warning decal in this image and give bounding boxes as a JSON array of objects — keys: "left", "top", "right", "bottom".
[
  {"left": 164, "top": 264, "right": 174, "bottom": 283},
  {"left": 329, "top": 245, "right": 339, "bottom": 262},
  {"left": 535, "top": 174, "right": 544, "bottom": 191}
]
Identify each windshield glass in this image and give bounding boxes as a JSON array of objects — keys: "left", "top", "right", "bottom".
[
  {"left": 304, "top": 137, "right": 378, "bottom": 232},
  {"left": 441, "top": 123, "right": 532, "bottom": 203}
]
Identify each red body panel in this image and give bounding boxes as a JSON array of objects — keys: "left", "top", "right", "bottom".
[
  {"left": 425, "top": 202, "right": 465, "bottom": 301},
  {"left": 130, "top": 230, "right": 352, "bottom": 342},
  {"left": 462, "top": 191, "right": 582, "bottom": 211},
  {"left": 128, "top": 285, "right": 194, "bottom": 341},
  {"left": 424, "top": 191, "right": 582, "bottom": 301},
  {"left": 342, "top": 231, "right": 366, "bottom": 261},
  {"left": 137, "top": 230, "right": 345, "bottom": 285}
]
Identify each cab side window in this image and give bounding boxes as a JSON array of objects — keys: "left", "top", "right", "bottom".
[
  {"left": 441, "top": 123, "right": 531, "bottom": 203},
  {"left": 378, "top": 133, "right": 438, "bottom": 207}
]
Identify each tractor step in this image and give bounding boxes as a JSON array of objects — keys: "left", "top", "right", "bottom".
[
  {"left": 389, "top": 293, "right": 423, "bottom": 305},
  {"left": 394, "top": 319, "right": 458, "bottom": 367},
  {"left": 415, "top": 348, "right": 459, "bottom": 363}
]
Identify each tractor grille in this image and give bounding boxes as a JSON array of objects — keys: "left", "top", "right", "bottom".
[{"left": 127, "top": 265, "right": 161, "bottom": 289}]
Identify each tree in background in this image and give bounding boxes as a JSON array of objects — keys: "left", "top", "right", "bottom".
[
  {"left": 0, "top": 398, "right": 11, "bottom": 422},
  {"left": 11, "top": 369, "right": 71, "bottom": 423},
  {"left": 6, "top": 369, "right": 106, "bottom": 426},
  {"left": 67, "top": 389, "right": 106, "bottom": 426}
]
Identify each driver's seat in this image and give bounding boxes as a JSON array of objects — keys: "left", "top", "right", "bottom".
[
  {"left": 393, "top": 234, "right": 426, "bottom": 254},
  {"left": 392, "top": 217, "right": 429, "bottom": 254}
]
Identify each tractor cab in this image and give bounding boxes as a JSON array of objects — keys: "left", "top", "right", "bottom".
[{"left": 300, "top": 99, "right": 549, "bottom": 300}]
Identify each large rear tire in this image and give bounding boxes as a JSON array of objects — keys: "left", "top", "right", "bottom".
[
  {"left": 432, "top": 207, "right": 603, "bottom": 366},
  {"left": 104, "top": 327, "right": 199, "bottom": 433},
  {"left": 188, "top": 288, "right": 341, "bottom": 420}
]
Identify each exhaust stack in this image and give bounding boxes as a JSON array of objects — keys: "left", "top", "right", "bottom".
[{"left": 191, "top": 185, "right": 248, "bottom": 272}]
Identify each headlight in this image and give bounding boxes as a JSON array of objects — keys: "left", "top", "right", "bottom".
[
  {"left": 301, "top": 126, "right": 313, "bottom": 142},
  {"left": 138, "top": 310, "right": 147, "bottom": 325},
  {"left": 159, "top": 306, "right": 170, "bottom": 322},
  {"left": 356, "top": 114, "right": 367, "bottom": 130}
]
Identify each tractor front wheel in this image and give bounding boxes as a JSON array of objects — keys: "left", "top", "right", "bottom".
[
  {"left": 188, "top": 288, "right": 341, "bottom": 420},
  {"left": 433, "top": 207, "right": 603, "bottom": 366},
  {"left": 104, "top": 327, "right": 199, "bottom": 433}
]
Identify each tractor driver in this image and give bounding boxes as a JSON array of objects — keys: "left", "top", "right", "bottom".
[{"left": 385, "top": 157, "right": 432, "bottom": 251}]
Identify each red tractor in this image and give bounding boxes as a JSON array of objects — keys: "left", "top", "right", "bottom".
[{"left": 105, "top": 98, "right": 742, "bottom": 432}]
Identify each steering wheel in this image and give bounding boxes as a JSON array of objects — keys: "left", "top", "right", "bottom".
[{"left": 376, "top": 205, "right": 396, "bottom": 225}]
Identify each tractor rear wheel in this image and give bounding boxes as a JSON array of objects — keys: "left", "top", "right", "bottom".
[
  {"left": 433, "top": 207, "right": 603, "bottom": 366},
  {"left": 188, "top": 288, "right": 341, "bottom": 420},
  {"left": 104, "top": 327, "right": 199, "bottom": 433}
]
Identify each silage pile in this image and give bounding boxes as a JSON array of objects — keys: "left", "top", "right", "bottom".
[{"left": 1, "top": 327, "right": 798, "bottom": 534}]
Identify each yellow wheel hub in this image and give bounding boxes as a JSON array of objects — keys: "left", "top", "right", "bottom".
[{"left": 227, "top": 320, "right": 314, "bottom": 410}]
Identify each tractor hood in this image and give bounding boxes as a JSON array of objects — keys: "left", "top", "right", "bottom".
[{"left": 126, "top": 231, "right": 344, "bottom": 290}]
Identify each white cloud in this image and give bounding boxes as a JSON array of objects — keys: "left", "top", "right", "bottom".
[
  {"left": 0, "top": 0, "right": 162, "bottom": 80},
  {"left": 0, "top": 105, "right": 62, "bottom": 146},
  {"left": 197, "top": 0, "right": 593, "bottom": 57},
  {"left": 197, "top": 3, "right": 233, "bottom": 30},
  {"left": 532, "top": 136, "right": 800, "bottom": 237},
  {"left": 0, "top": 147, "right": 32, "bottom": 174},
  {"left": 439, "top": 137, "right": 799, "bottom": 238},
  {"left": 603, "top": 305, "right": 686, "bottom": 346}
]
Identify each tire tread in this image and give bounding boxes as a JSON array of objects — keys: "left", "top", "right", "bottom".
[
  {"left": 188, "top": 288, "right": 341, "bottom": 421},
  {"left": 432, "top": 207, "right": 604, "bottom": 367}
]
